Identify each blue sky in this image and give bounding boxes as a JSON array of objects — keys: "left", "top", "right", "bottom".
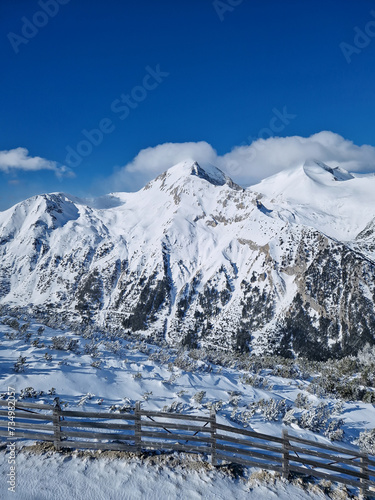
[{"left": 1, "top": 0, "right": 375, "bottom": 209}]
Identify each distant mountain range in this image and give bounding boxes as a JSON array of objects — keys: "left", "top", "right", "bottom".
[{"left": 1, "top": 159, "right": 375, "bottom": 360}]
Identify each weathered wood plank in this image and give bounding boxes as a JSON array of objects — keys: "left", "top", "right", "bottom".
[
  {"left": 0, "top": 430, "right": 55, "bottom": 441},
  {"left": 141, "top": 430, "right": 212, "bottom": 444},
  {"left": 140, "top": 421, "right": 211, "bottom": 433},
  {"left": 61, "top": 430, "right": 134, "bottom": 441},
  {"left": 289, "top": 444, "right": 366, "bottom": 468},
  {"left": 0, "top": 411, "right": 54, "bottom": 421},
  {"left": 60, "top": 421, "right": 135, "bottom": 431},
  {"left": 287, "top": 434, "right": 362, "bottom": 456},
  {"left": 360, "top": 455, "right": 370, "bottom": 497},
  {"left": 60, "top": 410, "right": 135, "bottom": 420},
  {"left": 215, "top": 443, "right": 282, "bottom": 464},
  {"left": 282, "top": 429, "right": 290, "bottom": 479},
  {"left": 289, "top": 455, "right": 369, "bottom": 480},
  {"left": 215, "top": 433, "right": 283, "bottom": 454},
  {"left": 0, "top": 421, "right": 53, "bottom": 432},
  {"left": 288, "top": 464, "right": 373, "bottom": 490},
  {"left": 134, "top": 401, "right": 141, "bottom": 454},
  {"left": 139, "top": 411, "right": 211, "bottom": 422},
  {"left": 210, "top": 408, "right": 217, "bottom": 466},
  {"left": 53, "top": 402, "right": 62, "bottom": 451},
  {"left": 215, "top": 423, "right": 284, "bottom": 444}
]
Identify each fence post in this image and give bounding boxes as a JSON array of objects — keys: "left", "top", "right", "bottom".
[
  {"left": 134, "top": 401, "right": 141, "bottom": 455},
  {"left": 52, "top": 397, "right": 62, "bottom": 451},
  {"left": 281, "top": 428, "right": 289, "bottom": 480},
  {"left": 360, "top": 454, "right": 369, "bottom": 498},
  {"left": 210, "top": 408, "right": 217, "bottom": 466}
]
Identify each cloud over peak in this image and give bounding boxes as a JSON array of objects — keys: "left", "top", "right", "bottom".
[{"left": 109, "top": 132, "right": 375, "bottom": 191}]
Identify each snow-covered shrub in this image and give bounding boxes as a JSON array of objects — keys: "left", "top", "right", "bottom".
[
  {"left": 294, "top": 393, "right": 310, "bottom": 409},
  {"left": 20, "top": 322, "right": 30, "bottom": 335},
  {"left": 177, "top": 390, "right": 189, "bottom": 397},
  {"left": 259, "top": 398, "right": 287, "bottom": 422},
  {"left": 228, "top": 391, "right": 242, "bottom": 407},
  {"left": 51, "top": 336, "right": 67, "bottom": 350},
  {"left": 19, "top": 387, "right": 43, "bottom": 399},
  {"left": 324, "top": 419, "right": 344, "bottom": 441},
  {"left": 78, "top": 393, "right": 94, "bottom": 406},
  {"left": 84, "top": 341, "right": 100, "bottom": 357},
  {"left": 203, "top": 400, "right": 223, "bottom": 411},
  {"left": 162, "top": 401, "right": 184, "bottom": 413},
  {"left": 14, "top": 355, "right": 27, "bottom": 372},
  {"left": 308, "top": 372, "right": 375, "bottom": 402},
  {"left": 357, "top": 343, "right": 375, "bottom": 367},
  {"left": 283, "top": 408, "right": 298, "bottom": 426},
  {"left": 308, "top": 373, "right": 340, "bottom": 398},
  {"left": 142, "top": 391, "right": 153, "bottom": 401},
  {"left": 299, "top": 403, "right": 330, "bottom": 432},
  {"left": 362, "top": 390, "right": 375, "bottom": 403},
  {"left": 173, "top": 355, "right": 198, "bottom": 372},
  {"left": 271, "top": 363, "right": 299, "bottom": 379},
  {"left": 148, "top": 350, "right": 170, "bottom": 364},
  {"left": 355, "top": 428, "right": 375, "bottom": 454},
  {"left": 57, "top": 357, "right": 70, "bottom": 366},
  {"left": 132, "top": 371, "right": 142, "bottom": 380},
  {"left": 109, "top": 398, "right": 133, "bottom": 413},
  {"left": 161, "top": 373, "right": 178, "bottom": 385},
  {"left": 90, "top": 360, "right": 101, "bottom": 369},
  {"left": 51, "top": 336, "right": 79, "bottom": 352},
  {"left": 191, "top": 391, "right": 206, "bottom": 405},
  {"left": 332, "top": 401, "right": 344, "bottom": 415},
  {"left": 7, "top": 319, "right": 20, "bottom": 331},
  {"left": 240, "top": 374, "right": 265, "bottom": 388},
  {"left": 230, "top": 408, "right": 255, "bottom": 427},
  {"left": 132, "top": 341, "right": 150, "bottom": 355},
  {"left": 44, "top": 353, "right": 52, "bottom": 361},
  {"left": 105, "top": 340, "right": 121, "bottom": 354}
]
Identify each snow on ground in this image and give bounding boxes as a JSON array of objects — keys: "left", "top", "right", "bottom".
[
  {"left": 0, "top": 317, "right": 374, "bottom": 498},
  {"left": 0, "top": 447, "right": 332, "bottom": 500}
]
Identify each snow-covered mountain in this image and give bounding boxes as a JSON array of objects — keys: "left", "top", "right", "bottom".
[{"left": 1, "top": 159, "right": 375, "bottom": 360}]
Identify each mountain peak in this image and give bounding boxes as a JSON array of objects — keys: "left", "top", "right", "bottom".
[
  {"left": 145, "top": 159, "right": 241, "bottom": 191},
  {"left": 169, "top": 159, "right": 228, "bottom": 186},
  {"left": 303, "top": 159, "right": 354, "bottom": 181}
]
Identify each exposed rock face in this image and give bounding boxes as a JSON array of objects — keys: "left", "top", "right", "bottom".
[{"left": 1, "top": 159, "right": 374, "bottom": 360}]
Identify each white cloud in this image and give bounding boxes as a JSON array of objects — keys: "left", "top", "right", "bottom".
[
  {"left": 0, "top": 147, "right": 74, "bottom": 178},
  {"left": 120, "top": 141, "right": 217, "bottom": 176},
  {"left": 218, "top": 131, "right": 375, "bottom": 185},
  {"left": 109, "top": 132, "right": 375, "bottom": 190}
]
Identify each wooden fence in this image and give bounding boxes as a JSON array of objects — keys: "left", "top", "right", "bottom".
[{"left": 1, "top": 400, "right": 374, "bottom": 497}]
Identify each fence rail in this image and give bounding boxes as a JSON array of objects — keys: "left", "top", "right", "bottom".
[{"left": 0, "top": 399, "right": 374, "bottom": 497}]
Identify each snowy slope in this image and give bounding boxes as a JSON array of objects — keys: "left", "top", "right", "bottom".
[
  {"left": 0, "top": 317, "right": 374, "bottom": 499},
  {"left": 0, "top": 449, "right": 332, "bottom": 500},
  {"left": 250, "top": 159, "right": 375, "bottom": 242},
  {"left": 0, "top": 160, "right": 375, "bottom": 359}
]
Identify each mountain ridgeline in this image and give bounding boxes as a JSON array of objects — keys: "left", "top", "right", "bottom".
[{"left": 1, "top": 160, "right": 375, "bottom": 361}]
